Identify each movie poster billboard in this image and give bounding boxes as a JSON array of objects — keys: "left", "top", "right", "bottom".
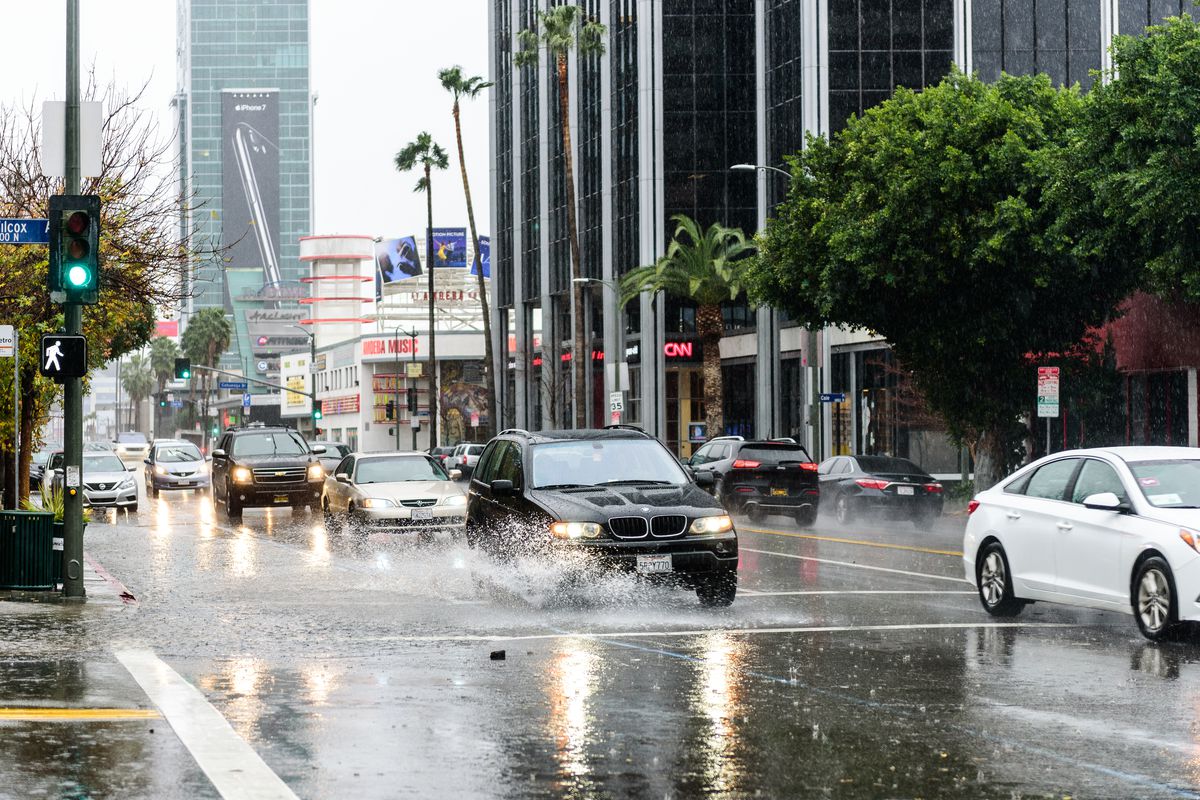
[
  {"left": 376, "top": 236, "right": 423, "bottom": 285},
  {"left": 474, "top": 235, "right": 490, "bottom": 278},
  {"left": 430, "top": 228, "right": 468, "bottom": 268},
  {"left": 221, "top": 90, "right": 281, "bottom": 285}
]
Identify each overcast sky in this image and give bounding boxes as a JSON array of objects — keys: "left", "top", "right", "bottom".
[{"left": 3, "top": 1, "right": 492, "bottom": 238}]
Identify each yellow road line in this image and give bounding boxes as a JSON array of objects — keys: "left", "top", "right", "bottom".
[
  {"left": 0, "top": 708, "right": 161, "bottom": 721},
  {"left": 740, "top": 526, "right": 964, "bottom": 557}
]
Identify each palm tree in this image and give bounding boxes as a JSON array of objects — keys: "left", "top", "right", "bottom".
[
  {"left": 439, "top": 66, "right": 496, "bottom": 437},
  {"left": 181, "top": 308, "right": 232, "bottom": 445},
  {"left": 515, "top": 5, "right": 606, "bottom": 429},
  {"left": 121, "top": 353, "right": 155, "bottom": 432},
  {"left": 619, "top": 215, "right": 754, "bottom": 438},
  {"left": 395, "top": 132, "right": 449, "bottom": 448},
  {"left": 149, "top": 335, "right": 180, "bottom": 436}
]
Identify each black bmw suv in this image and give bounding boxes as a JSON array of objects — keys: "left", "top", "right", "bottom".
[
  {"left": 465, "top": 427, "right": 739, "bottom": 606},
  {"left": 210, "top": 425, "right": 326, "bottom": 518}
]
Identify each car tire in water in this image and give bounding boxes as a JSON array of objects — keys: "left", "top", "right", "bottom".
[
  {"left": 149, "top": 481, "right": 159, "bottom": 498},
  {"left": 911, "top": 509, "right": 938, "bottom": 529},
  {"left": 127, "top": 503, "right": 138, "bottom": 513},
  {"left": 323, "top": 500, "right": 342, "bottom": 534},
  {"left": 696, "top": 570, "right": 737, "bottom": 607},
  {"left": 746, "top": 503, "right": 766, "bottom": 523},
  {"left": 795, "top": 507, "right": 817, "bottom": 528},
  {"left": 1133, "top": 556, "right": 1180, "bottom": 642},
  {"left": 225, "top": 483, "right": 243, "bottom": 519},
  {"left": 976, "top": 542, "right": 1023, "bottom": 617},
  {"left": 834, "top": 494, "right": 854, "bottom": 525}
]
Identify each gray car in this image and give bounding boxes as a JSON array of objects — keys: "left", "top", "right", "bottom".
[{"left": 145, "top": 441, "right": 211, "bottom": 496}]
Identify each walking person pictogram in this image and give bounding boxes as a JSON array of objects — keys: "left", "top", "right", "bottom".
[{"left": 44, "top": 339, "right": 63, "bottom": 372}]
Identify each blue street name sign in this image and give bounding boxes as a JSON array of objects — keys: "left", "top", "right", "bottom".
[
  {"left": 218, "top": 381, "right": 248, "bottom": 389},
  {"left": 170, "top": 400, "right": 184, "bottom": 409},
  {"left": 0, "top": 219, "right": 49, "bottom": 245},
  {"left": 819, "top": 392, "right": 846, "bottom": 403}
]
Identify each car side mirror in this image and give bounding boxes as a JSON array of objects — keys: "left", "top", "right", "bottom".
[
  {"left": 1083, "top": 492, "right": 1126, "bottom": 512},
  {"left": 336, "top": 473, "right": 352, "bottom": 484},
  {"left": 311, "top": 444, "right": 327, "bottom": 454},
  {"left": 143, "top": 459, "right": 152, "bottom": 465},
  {"left": 694, "top": 471, "right": 715, "bottom": 488},
  {"left": 211, "top": 449, "right": 226, "bottom": 459},
  {"left": 449, "top": 469, "right": 463, "bottom": 481},
  {"left": 491, "top": 479, "right": 515, "bottom": 496}
]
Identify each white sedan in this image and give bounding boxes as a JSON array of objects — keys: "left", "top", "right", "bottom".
[
  {"left": 964, "top": 446, "right": 1200, "bottom": 641},
  {"left": 322, "top": 452, "right": 466, "bottom": 542}
]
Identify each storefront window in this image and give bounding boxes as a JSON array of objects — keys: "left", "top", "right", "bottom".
[{"left": 721, "top": 362, "right": 755, "bottom": 438}]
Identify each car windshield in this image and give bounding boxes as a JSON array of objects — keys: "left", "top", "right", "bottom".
[
  {"left": 231, "top": 432, "right": 308, "bottom": 457},
  {"left": 354, "top": 456, "right": 447, "bottom": 484},
  {"left": 83, "top": 454, "right": 125, "bottom": 473},
  {"left": 117, "top": 433, "right": 147, "bottom": 444},
  {"left": 84, "top": 442, "right": 112, "bottom": 451},
  {"left": 156, "top": 445, "right": 202, "bottom": 463},
  {"left": 531, "top": 439, "right": 689, "bottom": 488},
  {"left": 32, "top": 451, "right": 50, "bottom": 466},
  {"left": 856, "top": 456, "right": 924, "bottom": 475},
  {"left": 1128, "top": 459, "right": 1200, "bottom": 508}
]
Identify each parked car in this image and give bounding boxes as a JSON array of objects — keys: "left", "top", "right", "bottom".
[
  {"left": 210, "top": 425, "right": 326, "bottom": 518},
  {"left": 114, "top": 432, "right": 150, "bottom": 466},
  {"left": 40, "top": 451, "right": 65, "bottom": 494},
  {"left": 49, "top": 450, "right": 138, "bottom": 511},
  {"left": 322, "top": 452, "right": 466, "bottom": 542},
  {"left": 964, "top": 446, "right": 1200, "bottom": 641},
  {"left": 449, "top": 442, "right": 486, "bottom": 479},
  {"left": 465, "top": 427, "right": 739, "bottom": 606},
  {"left": 144, "top": 441, "right": 210, "bottom": 496},
  {"left": 688, "top": 439, "right": 820, "bottom": 526},
  {"left": 817, "top": 455, "right": 943, "bottom": 526},
  {"left": 430, "top": 446, "right": 456, "bottom": 469},
  {"left": 310, "top": 441, "right": 351, "bottom": 475},
  {"left": 29, "top": 448, "right": 55, "bottom": 489},
  {"left": 84, "top": 441, "right": 115, "bottom": 452}
]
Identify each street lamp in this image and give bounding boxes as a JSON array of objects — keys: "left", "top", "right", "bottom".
[
  {"left": 730, "top": 162, "right": 792, "bottom": 180},
  {"left": 292, "top": 324, "right": 317, "bottom": 437},
  {"left": 393, "top": 324, "right": 418, "bottom": 450}
]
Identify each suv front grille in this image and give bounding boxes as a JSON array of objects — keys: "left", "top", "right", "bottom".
[
  {"left": 608, "top": 517, "right": 648, "bottom": 539},
  {"left": 651, "top": 515, "right": 687, "bottom": 537},
  {"left": 399, "top": 499, "right": 436, "bottom": 508},
  {"left": 252, "top": 467, "right": 307, "bottom": 484}
]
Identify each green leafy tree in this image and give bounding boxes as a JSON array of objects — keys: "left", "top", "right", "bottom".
[
  {"left": 621, "top": 215, "right": 753, "bottom": 438},
  {"left": 121, "top": 352, "right": 154, "bottom": 432},
  {"left": 747, "top": 72, "right": 1137, "bottom": 489},
  {"left": 439, "top": 66, "right": 497, "bottom": 436},
  {"left": 515, "top": 5, "right": 606, "bottom": 428},
  {"left": 395, "top": 132, "right": 449, "bottom": 447},
  {"left": 149, "top": 334, "right": 180, "bottom": 435},
  {"left": 181, "top": 307, "right": 232, "bottom": 441}
]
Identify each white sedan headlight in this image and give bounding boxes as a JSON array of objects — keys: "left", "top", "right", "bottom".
[
  {"left": 441, "top": 494, "right": 467, "bottom": 507},
  {"left": 360, "top": 498, "right": 396, "bottom": 509},
  {"left": 154, "top": 465, "right": 167, "bottom": 476},
  {"left": 550, "top": 521, "right": 603, "bottom": 540},
  {"left": 689, "top": 515, "right": 734, "bottom": 535},
  {"left": 307, "top": 463, "right": 324, "bottom": 480}
]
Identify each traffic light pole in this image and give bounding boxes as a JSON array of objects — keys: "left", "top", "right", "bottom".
[{"left": 62, "top": 0, "right": 84, "bottom": 598}]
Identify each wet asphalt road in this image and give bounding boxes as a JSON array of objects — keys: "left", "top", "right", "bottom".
[{"left": 3, "top": 476, "right": 1200, "bottom": 799}]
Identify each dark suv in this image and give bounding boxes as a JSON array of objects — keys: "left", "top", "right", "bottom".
[
  {"left": 688, "top": 437, "right": 820, "bottom": 526},
  {"left": 465, "top": 427, "right": 739, "bottom": 606},
  {"left": 210, "top": 425, "right": 326, "bottom": 518}
]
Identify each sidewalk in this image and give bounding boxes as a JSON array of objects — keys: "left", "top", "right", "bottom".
[{"left": 0, "top": 551, "right": 136, "bottom": 605}]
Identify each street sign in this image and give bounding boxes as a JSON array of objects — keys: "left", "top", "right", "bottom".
[
  {"left": 38, "top": 334, "right": 86, "bottom": 380},
  {"left": 470, "top": 411, "right": 480, "bottom": 428},
  {"left": 0, "top": 219, "right": 49, "bottom": 245},
  {"left": 819, "top": 392, "right": 846, "bottom": 403},
  {"left": 1037, "top": 367, "right": 1060, "bottom": 418},
  {"left": 170, "top": 401, "right": 184, "bottom": 409},
  {"left": 406, "top": 362, "right": 423, "bottom": 379},
  {"left": 219, "top": 381, "right": 248, "bottom": 390},
  {"left": 0, "top": 325, "right": 14, "bottom": 358},
  {"left": 609, "top": 391, "right": 624, "bottom": 413},
  {"left": 242, "top": 393, "right": 252, "bottom": 408}
]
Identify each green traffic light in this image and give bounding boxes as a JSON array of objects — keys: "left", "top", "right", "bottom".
[{"left": 66, "top": 264, "right": 91, "bottom": 287}]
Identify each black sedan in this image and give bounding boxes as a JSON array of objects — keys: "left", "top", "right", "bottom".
[{"left": 817, "top": 455, "right": 943, "bottom": 527}]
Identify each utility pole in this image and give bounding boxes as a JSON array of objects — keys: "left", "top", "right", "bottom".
[
  {"left": 393, "top": 326, "right": 401, "bottom": 451},
  {"left": 62, "top": 0, "right": 84, "bottom": 598}
]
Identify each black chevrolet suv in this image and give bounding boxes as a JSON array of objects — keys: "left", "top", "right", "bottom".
[
  {"left": 465, "top": 427, "right": 739, "bottom": 606},
  {"left": 210, "top": 425, "right": 326, "bottom": 518}
]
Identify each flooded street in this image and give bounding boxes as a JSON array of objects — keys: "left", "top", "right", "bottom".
[{"left": 2, "top": 480, "right": 1198, "bottom": 799}]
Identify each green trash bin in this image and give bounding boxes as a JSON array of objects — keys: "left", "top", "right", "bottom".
[{"left": 0, "top": 511, "right": 57, "bottom": 590}]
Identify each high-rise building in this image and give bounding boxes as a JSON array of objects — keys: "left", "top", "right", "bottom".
[{"left": 174, "top": 0, "right": 313, "bottom": 385}]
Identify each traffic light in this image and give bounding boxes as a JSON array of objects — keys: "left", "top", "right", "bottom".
[
  {"left": 158, "top": 397, "right": 166, "bottom": 408},
  {"left": 48, "top": 194, "right": 101, "bottom": 304},
  {"left": 312, "top": 400, "right": 323, "bottom": 421},
  {"left": 406, "top": 387, "right": 417, "bottom": 414},
  {"left": 385, "top": 400, "right": 395, "bottom": 420},
  {"left": 174, "top": 358, "right": 191, "bottom": 380}
]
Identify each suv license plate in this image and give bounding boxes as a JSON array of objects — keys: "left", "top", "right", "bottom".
[
  {"left": 411, "top": 508, "right": 434, "bottom": 521},
  {"left": 897, "top": 486, "right": 915, "bottom": 496},
  {"left": 274, "top": 494, "right": 289, "bottom": 504},
  {"left": 636, "top": 555, "right": 672, "bottom": 574},
  {"left": 770, "top": 487, "right": 788, "bottom": 496}
]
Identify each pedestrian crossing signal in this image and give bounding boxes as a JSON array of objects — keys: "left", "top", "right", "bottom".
[
  {"left": 174, "top": 358, "right": 191, "bottom": 380},
  {"left": 38, "top": 334, "right": 87, "bottom": 382}
]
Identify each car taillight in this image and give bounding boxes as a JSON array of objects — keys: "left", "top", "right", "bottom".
[
  {"left": 461, "top": 456, "right": 468, "bottom": 464},
  {"left": 967, "top": 500, "right": 980, "bottom": 515},
  {"left": 799, "top": 462, "right": 818, "bottom": 471},
  {"left": 855, "top": 479, "right": 889, "bottom": 490},
  {"left": 732, "top": 459, "right": 760, "bottom": 469},
  {"left": 925, "top": 483, "right": 943, "bottom": 494}
]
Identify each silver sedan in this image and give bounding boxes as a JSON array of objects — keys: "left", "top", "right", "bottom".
[{"left": 322, "top": 452, "right": 466, "bottom": 542}]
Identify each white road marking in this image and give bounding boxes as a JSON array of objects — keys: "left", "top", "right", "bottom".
[
  {"left": 979, "top": 697, "right": 1196, "bottom": 756},
  {"left": 741, "top": 589, "right": 977, "bottom": 597},
  {"left": 362, "top": 621, "right": 1080, "bottom": 643},
  {"left": 115, "top": 649, "right": 298, "bottom": 800},
  {"left": 740, "top": 546, "right": 971, "bottom": 584}
]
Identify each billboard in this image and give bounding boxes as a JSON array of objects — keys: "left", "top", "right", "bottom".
[
  {"left": 474, "top": 235, "right": 490, "bottom": 279},
  {"left": 376, "top": 236, "right": 423, "bottom": 285},
  {"left": 221, "top": 90, "right": 281, "bottom": 285},
  {"left": 430, "top": 228, "right": 467, "bottom": 268}
]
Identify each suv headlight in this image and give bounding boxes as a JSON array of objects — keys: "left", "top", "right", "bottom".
[
  {"left": 441, "top": 494, "right": 467, "bottom": 507},
  {"left": 689, "top": 515, "right": 733, "bottom": 535},
  {"left": 307, "top": 463, "right": 324, "bottom": 480},
  {"left": 361, "top": 498, "right": 396, "bottom": 509},
  {"left": 550, "top": 521, "right": 603, "bottom": 540},
  {"left": 231, "top": 466, "right": 252, "bottom": 483}
]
